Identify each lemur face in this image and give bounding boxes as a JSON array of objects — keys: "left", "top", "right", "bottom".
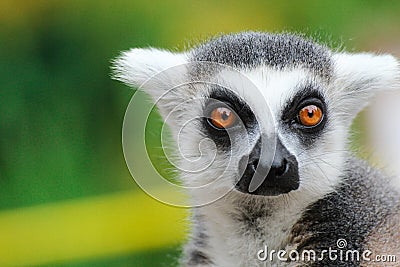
[
  {"left": 195, "top": 68, "right": 336, "bottom": 197},
  {"left": 160, "top": 66, "right": 342, "bottom": 199},
  {"left": 113, "top": 33, "right": 399, "bottom": 202}
]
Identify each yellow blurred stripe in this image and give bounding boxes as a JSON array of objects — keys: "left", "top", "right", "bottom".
[{"left": 0, "top": 190, "right": 189, "bottom": 266}]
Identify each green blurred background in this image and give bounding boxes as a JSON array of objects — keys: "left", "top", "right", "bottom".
[{"left": 0, "top": 1, "right": 399, "bottom": 266}]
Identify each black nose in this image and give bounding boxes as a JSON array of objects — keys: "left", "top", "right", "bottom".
[
  {"left": 247, "top": 158, "right": 289, "bottom": 178},
  {"left": 269, "top": 158, "right": 288, "bottom": 177},
  {"left": 236, "top": 137, "right": 300, "bottom": 196}
]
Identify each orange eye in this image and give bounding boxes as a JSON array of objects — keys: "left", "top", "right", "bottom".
[
  {"left": 298, "top": 105, "right": 323, "bottom": 127},
  {"left": 210, "top": 107, "right": 237, "bottom": 129}
]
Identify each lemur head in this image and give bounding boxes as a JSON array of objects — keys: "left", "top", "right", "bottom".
[{"left": 113, "top": 32, "right": 399, "bottom": 203}]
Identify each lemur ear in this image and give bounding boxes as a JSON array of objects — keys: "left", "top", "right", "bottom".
[
  {"left": 112, "top": 48, "right": 188, "bottom": 99},
  {"left": 112, "top": 48, "right": 189, "bottom": 125},
  {"left": 331, "top": 52, "right": 400, "bottom": 120}
]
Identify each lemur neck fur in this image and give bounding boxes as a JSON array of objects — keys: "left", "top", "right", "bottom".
[{"left": 188, "top": 190, "right": 323, "bottom": 266}]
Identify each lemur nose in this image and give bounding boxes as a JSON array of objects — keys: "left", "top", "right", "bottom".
[
  {"left": 249, "top": 158, "right": 288, "bottom": 177},
  {"left": 272, "top": 158, "right": 288, "bottom": 177},
  {"left": 236, "top": 137, "right": 300, "bottom": 196},
  {"left": 249, "top": 156, "right": 291, "bottom": 181}
]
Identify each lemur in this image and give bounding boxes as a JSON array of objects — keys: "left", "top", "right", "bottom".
[{"left": 112, "top": 32, "right": 400, "bottom": 266}]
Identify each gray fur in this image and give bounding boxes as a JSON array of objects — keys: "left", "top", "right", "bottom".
[
  {"left": 190, "top": 32, "right": 333, "bottom": 80},
  {"left": 185, "top": 250, "right": 213, "bottom": 266},
  {"left": 289, "top": 157, "right": 400, "bottom": 266}
]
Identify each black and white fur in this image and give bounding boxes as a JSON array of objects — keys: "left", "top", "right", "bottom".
[{"left": 112, "top": 32, "right": 400, "bottom": 266}]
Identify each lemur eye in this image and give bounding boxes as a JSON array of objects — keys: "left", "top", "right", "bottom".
[
  {"left": 298, "top": 105, "right": 323, "bottom": 127},
  {"left": 209, "top": 107, "right": 237, "bottom": 129}
]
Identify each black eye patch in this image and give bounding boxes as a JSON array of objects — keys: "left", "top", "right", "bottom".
[
  {"left": 201, "top": 87, "right": 256, "bottom": 149},
  {"left": 208, "top": 88, "right": 255, "bottom": 125},
  {"left": 282, "top": 85, "right": 328, "bottom": 146}
]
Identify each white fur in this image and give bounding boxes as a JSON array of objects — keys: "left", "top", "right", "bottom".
[
  {"left": 333, "top": 53, "right": 399, "bottom": 88},
  {"left": 369, "top": 91, "right": 400, "bottom": 190},
  {"left": 331, "top": 53, "right": 400, "bottom": 122},
  {"left": 190, "top": 196, "right": 311, "bottom": 266},
  {"left": 112, "top": 48, "right": 188, "bottom": 88}
]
